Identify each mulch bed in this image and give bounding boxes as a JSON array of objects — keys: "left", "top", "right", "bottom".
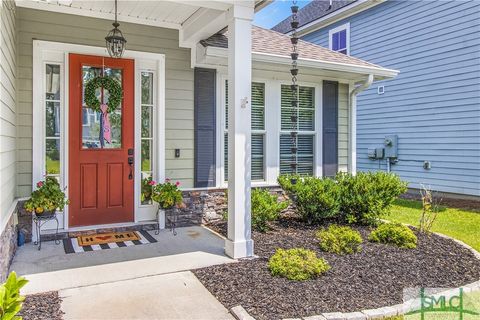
[
  {"left": 195, "top": 218, "right": 480, "bottom": 320},
  {"left": 18, "top": 291, "right": 63, "bottom": 320}
]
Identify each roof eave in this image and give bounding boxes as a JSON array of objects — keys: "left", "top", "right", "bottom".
[{"left": 204, "top": 46, "right": 399, "bottom": 79}]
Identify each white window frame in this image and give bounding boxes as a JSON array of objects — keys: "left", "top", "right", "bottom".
[
  {"left": 32, "top": 40, "right": 165, "bottom": 233},
  {"left": 329, "top": 22, "right": 350, "bottom": 55}
]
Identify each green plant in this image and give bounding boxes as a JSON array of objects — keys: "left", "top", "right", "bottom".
[
  {"left": 316, "top": 224, "right": 363, "bottom": 254},
  {"left": 419, "top": 185, "right": 442, "bottom": 233},
  {"left": 268, "top": 248, "right": 330, "bottom": 281},
  {"left": 278, "top": 175, "right": 341, "bottom": 224},
  {"left": 0, "top": 272, "right": 28, "bottom": 320},
  {"left": 251, "top": 189, "right": 289, "bottom": 232},
  {"left": 24, "top": 177, "right": 69, "bottom": 215},
  {"left": 151, "top": 179, "right": 183, "bottom": 209},
  {"left": 84, "top": 76, "right": 123, "bottom": 113},
  {"left": 336, "top": 172, "right": 408, "bottom": 225},
  {"left": 141, "top": 176, "right": 155, "bottom": 204},
  {"left": 368, "top": 223, "right": 417, "bottom": 249}
]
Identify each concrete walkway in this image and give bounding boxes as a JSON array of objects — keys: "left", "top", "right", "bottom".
[{"left": 60, "top": 271, "right": 233, "bottom": 320}]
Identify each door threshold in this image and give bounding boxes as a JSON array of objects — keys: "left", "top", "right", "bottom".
[{"left": 67, "top": 221, "right": 156, "bottom": 233}]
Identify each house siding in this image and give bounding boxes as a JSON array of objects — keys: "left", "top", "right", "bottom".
[
  {"left": 0, "top": 2, "right": 17, "bottom": 231},
  {"left": 302, "top": 0, "right": 480, "bottom": 196},
  {"left": 16, "top": 7, "right": 195, "bottom": 195}
]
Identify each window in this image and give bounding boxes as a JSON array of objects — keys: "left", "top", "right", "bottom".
[
  {"left": 329, "top": 23, "right": 350, "bottom": 55},
  {"left": 280, "top": 85, "right": 315, "bottom": 175},
  {"left": 140, "top": 72, "right": 154, "bottom": 205},
  {"left": 45, "top": 64, "right": 61, "bottom": 178},
  {"left": 224, "top": 81, "right": 265, "bottom": 181}
]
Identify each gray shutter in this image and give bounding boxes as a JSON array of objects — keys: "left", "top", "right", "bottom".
[
  {"left": 194, "top": 68, "right": 216, "bottom": 187},
  {"left": 322, "top": 80, "right": 338, "bottom": 177}
]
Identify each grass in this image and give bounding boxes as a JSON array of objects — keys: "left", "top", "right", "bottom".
[{"left": 386, "top": 199, "right": 480, "bottom": 252}]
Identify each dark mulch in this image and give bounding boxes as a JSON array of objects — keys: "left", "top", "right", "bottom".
[
  {"left": 18, "top": 291, "right": 64, "bottom": 320},
  {"left": 195, "top": 218, "right": 480, "bottom": 320}
]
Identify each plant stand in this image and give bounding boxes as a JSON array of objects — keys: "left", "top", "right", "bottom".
[
  {"left": 155, "top": 207, "right": 178, "bottom": 236},
  {"left": 33, "top": 211, "right": 60, "bottom": 250}
]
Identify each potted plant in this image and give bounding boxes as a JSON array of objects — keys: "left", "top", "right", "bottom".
[
  {"left": 151, "top": 178, "right": 183, "bottom": 229},
  {"left": 24, "top": 177, "right": 69, "bottom": 217}
]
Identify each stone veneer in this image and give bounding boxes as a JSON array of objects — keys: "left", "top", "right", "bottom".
[
  {"left": 13, "top": 186, "right": 287, "bottom": 241},
  {"left": 0, "top": 213, "right": 18, "bottom": 282}
]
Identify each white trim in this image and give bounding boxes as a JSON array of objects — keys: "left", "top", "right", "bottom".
[
  {"left": 329, "top": 22, "right": 350, "bottom": 56},
  {"left": 32, "top": 40, "right": 166, "bottom": 231}
]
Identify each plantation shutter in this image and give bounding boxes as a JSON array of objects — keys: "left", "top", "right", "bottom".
[
  {"left": 194, "top": 68, "right": 216, "bottom": 187},
  {"left": 322, "top": 80, "right": 338, "bottom": 177},
  {"left": 224, "top": 81, "right": 265, "bottom": 181},
  {"left": 280, "top": 85, "right": 315, "bottom": 175}
]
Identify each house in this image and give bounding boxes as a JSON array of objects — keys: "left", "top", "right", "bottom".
[
  {"left": 273, "top": 0, "right": 480, "bottom": 198},
  {"left": 0, "top": 0, "right": 397, "bottom": 280}
]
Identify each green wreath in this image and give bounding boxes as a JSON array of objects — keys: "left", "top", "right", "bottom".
[{"left": 84, "top": 76, "right": 123, "bottom": 113}]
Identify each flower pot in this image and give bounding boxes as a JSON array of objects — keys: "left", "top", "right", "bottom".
[{"left": 35, "top": 210, "right": 56, "bottom": 219}]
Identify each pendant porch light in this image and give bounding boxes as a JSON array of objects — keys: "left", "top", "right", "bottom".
[{"left": 105, "top": 0, "right": 127, "bottom": 58}]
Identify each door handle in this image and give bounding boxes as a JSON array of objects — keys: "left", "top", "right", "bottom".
[{"left": 128, "top": 157, "right": 134, "bottom": 180}]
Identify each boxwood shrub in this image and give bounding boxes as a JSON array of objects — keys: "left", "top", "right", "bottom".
[
  {"left": 278, "top": 175, "right": 341, "bottom": 224},
  {"left": 368, "top": 223, "right": 417, "bottom": 249},
  {"left": 268, "top": 248, "right": 331, "bottom": 281},
  {"left": 251, "top": 188, "right": 289, "bottom": 232},
  {"left": 316, "top": 224, "right": 363, "bottom": 254}
]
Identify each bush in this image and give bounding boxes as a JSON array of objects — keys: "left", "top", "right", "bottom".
[
  {"left": 278, "top": 175, "right": 341, "bottom": 224},
  {"left": 316, "top": 225, "right": 363, "bottom": 254},
  {"left": 336, "top": 172, "right": 408, "bottom": 225},
  {"left": 268, "top": 248, "right": 330, "bottom": 281},
  {"left": 251, "top": 189, "right": 289, "bottom": 232},
  {"left": 0, "top": 271, "right": 29, "bottom": 320},
  {"left": 368, "top": 223, "right": 417, "bottom": 249}
]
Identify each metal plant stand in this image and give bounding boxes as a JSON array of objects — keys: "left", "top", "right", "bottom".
[
  {"left": 155, "top": 207, "right": 178, "bottom": 236},
  {"left": 33, "top": 211, "right": 60, "bottom": 250}
]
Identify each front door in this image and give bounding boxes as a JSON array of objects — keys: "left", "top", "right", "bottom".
[{"left": 69, "top": 54, "right": 134, "bottom": 227}]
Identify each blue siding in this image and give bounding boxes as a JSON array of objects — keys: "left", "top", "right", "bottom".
[{"left": 302, "top": 0, "right": 480, "bottom": 196}]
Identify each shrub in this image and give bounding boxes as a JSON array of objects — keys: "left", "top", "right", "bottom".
[
  {"left": 278, "top": 175, "right": 341, "bottom": 224},
  {"left": 336, "top": 172, "right": 408, "bottom": 225},
  {"left": 316, "top": 225, "right": 363, "bottom": 254},
  {"left": 268, "top": 248, "right": 330, "bottom": 281},
  {"left": 0, "top": 271, "right": 29, "bottom": 320},
  {"left": 368, "top": 223, "right": 417, "bottom": 249},
  {"left": 251, "top": 189, "right": 289, "bottom": 232}
]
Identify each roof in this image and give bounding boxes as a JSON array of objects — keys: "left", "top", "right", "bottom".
[
  {"left": 201, "top": 25, "right": 382, "bottom": 69},
  {"left": 271, "top": 0, "right": 356, "bottom": 34}
]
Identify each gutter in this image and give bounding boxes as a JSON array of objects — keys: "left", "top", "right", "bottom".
[{"left": 351, "top": 74, "right": 374, "bottom": 98}]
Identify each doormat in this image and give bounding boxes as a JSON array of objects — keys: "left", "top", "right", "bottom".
[{"left": 63, "top": 230, "right": 157, "bottom": 254}]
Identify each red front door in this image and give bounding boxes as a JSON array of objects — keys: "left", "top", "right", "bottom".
[{"left": 69, "top": 54, "right": 134, "bottom": 227}]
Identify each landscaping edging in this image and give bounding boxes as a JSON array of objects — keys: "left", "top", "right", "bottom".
[{"left": 229, "top": 230, "right": 480, "bottom": 320}]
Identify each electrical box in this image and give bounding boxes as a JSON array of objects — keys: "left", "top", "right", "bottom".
[
  {"left": 384, "top": 135, "right": 398, "bottom": 159},
  {"left": 368, "top": 147, "right": 384, "bottom": 160}
]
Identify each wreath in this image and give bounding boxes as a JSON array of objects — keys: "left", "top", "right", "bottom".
[{"left": 84, "top": 76, "right": 123, "bottom": 113}]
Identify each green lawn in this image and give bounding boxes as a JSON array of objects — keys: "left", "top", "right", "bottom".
[{"left": 386, "top": 199, "right": 480, "bottom": 251}]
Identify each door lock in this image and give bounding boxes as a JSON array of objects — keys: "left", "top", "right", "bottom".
[{"left": 128, "top": 157, "right": 134, "bottom": 180}]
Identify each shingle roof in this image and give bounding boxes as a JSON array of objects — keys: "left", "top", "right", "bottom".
[
  {"left": 201, "top": 25, "right": 381, "bottom": 69},
  {"left": 271, "top": 0, "right": 356, "bottom": 34}
]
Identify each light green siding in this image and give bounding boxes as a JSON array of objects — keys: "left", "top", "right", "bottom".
[
  {"left": 16, "top": 8, "right": 195, "bottom": 195},
  {"left": 0, "top": 2, "right": 17, "bottom": 230},
  {"left": 338, "top": 83, "right": 349, "bottom": 172}
]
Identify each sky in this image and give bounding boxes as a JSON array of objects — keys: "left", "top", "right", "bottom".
[{"left": 253, "top": 0, "right": 312, "bottom": 29}]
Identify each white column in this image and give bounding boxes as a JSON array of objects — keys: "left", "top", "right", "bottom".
[
  {"left": 349, "top": 85, "right": 357, "bottom": 175},
  {"left": 225, "top": 2, "right": 255, "bottom": 259}
]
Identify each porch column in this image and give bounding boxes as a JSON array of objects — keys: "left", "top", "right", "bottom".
[{"left": 225, "top": 2, "right": 255, "bottom": 259}]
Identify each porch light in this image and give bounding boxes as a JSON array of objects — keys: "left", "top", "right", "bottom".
[{"left": 105, "top": 0, "right": 126, "bottom": 58}]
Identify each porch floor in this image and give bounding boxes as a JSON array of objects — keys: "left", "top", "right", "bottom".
[{"left": 10, "top": 226, "right": 234, "bottom": 294}]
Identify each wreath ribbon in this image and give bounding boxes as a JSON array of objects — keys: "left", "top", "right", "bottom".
[{"left": 99, "top": 104, "right": 112, "bottom": 147}]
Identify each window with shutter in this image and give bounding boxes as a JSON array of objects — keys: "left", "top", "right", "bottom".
[
  {"left": 280, "top": 85, "right": 315, "bottom": 175},
  {"left": 224, "top": 81, "right": 265, "bottom": 181}
]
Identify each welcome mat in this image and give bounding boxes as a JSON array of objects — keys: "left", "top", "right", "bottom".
[{"left": 63, "top": 230, "right": 157, "bottom": 254}]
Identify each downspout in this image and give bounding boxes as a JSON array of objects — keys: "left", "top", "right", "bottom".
[{"left": 348, "top": 74, "right": 374, "bottom": 175}]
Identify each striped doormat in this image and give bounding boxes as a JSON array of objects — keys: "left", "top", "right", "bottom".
[{"left": 63, "top": 230, "right": 157, "bottom": 254}]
